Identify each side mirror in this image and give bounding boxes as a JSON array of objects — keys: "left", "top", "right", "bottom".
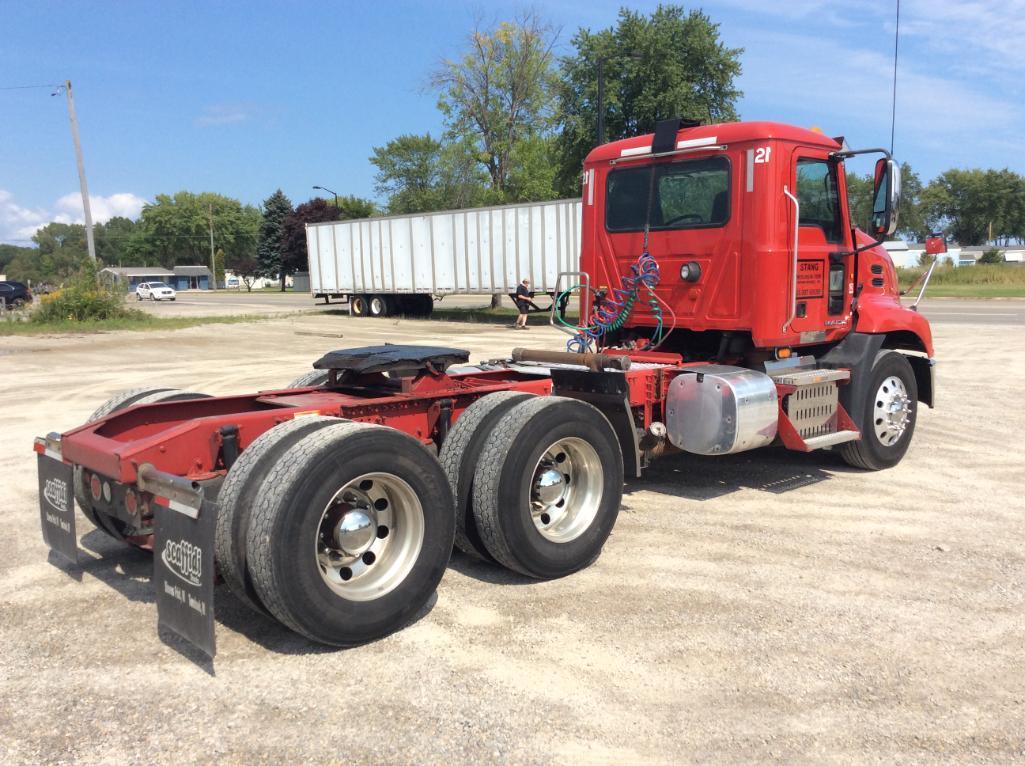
[
  {"left": 872, "top": 158, "right": 901, "bottom": 237},
  {"left": 925, "top": 233, "right": 947, "bottom": 255}
]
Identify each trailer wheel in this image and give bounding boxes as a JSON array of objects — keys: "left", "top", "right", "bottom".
[
  {"left": 438, "top": 391, "right": 534, "bottom": 561},
  {"left": 349, "top": 295, "right": 367, "bottom": 317},
  {"left": 840, "top": 351, "right": 918, "bottom": 470},
  {"left": 76, "top": 388, "right": 211, "bottom": 539},
  {"left": 246, "top": 422, "right": 455, "bottom": 645},
  {"left": 471, "top": 397, "right": 623, "bottom": 579},
  {"left": 285, "top": 369, "right": 330, "bottom": 388},
  {"left": 214, "top": 415, "right": 341, "bottom": 615},
  {"left": 368, "top": 295, "right": 390, "bottom": 317}
]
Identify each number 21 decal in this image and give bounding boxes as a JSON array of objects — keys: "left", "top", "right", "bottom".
[{"left": 754, "top": 146, "right": 772, "bottom": 164}]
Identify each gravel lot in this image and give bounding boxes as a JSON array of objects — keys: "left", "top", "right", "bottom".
[{"left": 1, "top": 311, "right": 1023, "bottom": 764}]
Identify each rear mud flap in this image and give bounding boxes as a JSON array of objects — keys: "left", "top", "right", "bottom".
[
  {"left": 154, "top": 497, "right": 218, "bottom": 658},
  {"left": 38, "top": 453, "right": 78, "bottom": 564}
]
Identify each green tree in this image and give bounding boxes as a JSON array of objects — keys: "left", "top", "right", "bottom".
[
  {"left": 0, "top": 244, "right": 35, "bottom": 276},
  {"left": 280, "top": 198, "right": 340, "bottom": 290},
  {"left": 257, "top": 189, "right": 294, "bottom": 289},
  {"left": 555, "top": 5, "right": 743, "bottom": 195},
  {"left": 978, "top": 247, "right": 1004, "bottom": 264},
  {"left": 846, "top": 162, "right": 925, "bottom": 240},
  {"left": 93, "top": 216, "right": 140, "bottom": 265},
  {"left": 333, "top": 195, "right": 378, "bottom": 220},
  {"left": 129, "top": 192, "right": 260, "bottom": 268},
  {"left": 431, "top": 12, "right": 560, "bottom": 199},
  {"left": 370, "top": 133, "right": 485, "bottom": 213}
]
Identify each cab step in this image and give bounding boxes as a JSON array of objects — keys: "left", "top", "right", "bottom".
[{"left": 772, "top": 362, "right": 860, "bottom": 452}]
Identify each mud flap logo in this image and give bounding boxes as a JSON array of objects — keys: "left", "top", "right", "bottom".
[
  {"left": 161, "top": 538, "right": 203, "bottom": 587},
  {"left": 43, "top": 476, "right": 69, "bottom": 513}
]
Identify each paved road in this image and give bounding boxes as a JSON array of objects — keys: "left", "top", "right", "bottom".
[
  {"left": 144, "top": 291, "right": 1025, "bottom": 326},
  {"left": 915, "top": 298, "right": 1025, "bottom": 326}
]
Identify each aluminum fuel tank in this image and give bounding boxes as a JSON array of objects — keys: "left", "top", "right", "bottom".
[{"left": 666, "top": 366, "right": 778, "bottom": 455}]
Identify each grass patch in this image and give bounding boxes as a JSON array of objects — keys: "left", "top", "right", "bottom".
[
  {"left": 898, "top": 264, "right": 1025, "bottom": 298},
  {"left": 0, "top": 313, "right": 276, "bottom": 336}
]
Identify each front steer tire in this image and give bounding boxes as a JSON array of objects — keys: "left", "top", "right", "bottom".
[
  {"left": 471, "top": 396, "right": 624, "bottom": 579},
  {"left": 245, "top": 422, "right": 456, "bottom": 646},
  {"left": 839, "top": 351, "right": 918, "bottom": 471}
]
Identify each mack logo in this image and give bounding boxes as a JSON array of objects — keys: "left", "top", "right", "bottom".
[
  {"left": 161, "top": 538, "right": 203, "bottom": 587},
  {"left": 43, "top": 476, "right": 69, "bottom": 513}
]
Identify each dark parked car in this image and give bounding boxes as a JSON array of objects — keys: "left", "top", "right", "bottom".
[{"left": 0, "top": 280, "right": 33, "bottom": 309}]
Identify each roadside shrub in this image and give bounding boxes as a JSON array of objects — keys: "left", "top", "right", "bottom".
[
  {"left": 977, "top": 247, "right": 1004, "bottom": 264},
  {"left": 31, "top": 263, "right": 143, "bottom": 323}
]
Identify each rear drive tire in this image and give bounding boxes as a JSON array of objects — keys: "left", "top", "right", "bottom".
[
  {"left": 472, "top": 396, "right": 623, "bottom": 579},
  {"left": 285, "top": 369, "right": 330, "bottom": 388},
  {"left": 839, "top": 351, "right": 918, "bottom": 471},
  {"left": 246, "top": 422, "right": 456, "bottom": 646},
  {"left": 439, "top": 391, "right": 535, "bottom": 561},
  {"left": 368, "top": 295, "right": 390, "bottom": 317},
  {"left": 214, "top": 415, "right": 341, "bottom": 615},
  {"left": 75, "top": 388, "right": 211, "bottom": 540},
  {"left": 349, "top": 295, "right": 367, "bottom": 317}
]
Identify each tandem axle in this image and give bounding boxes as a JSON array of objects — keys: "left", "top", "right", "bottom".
[{"left": 35, "top": 340, "right": 924, "bottom": 657}]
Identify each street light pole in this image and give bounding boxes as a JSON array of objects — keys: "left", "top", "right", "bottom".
[
  {"left": 313, "top": 185, "right": 339, "bottom": 209},
  {"left": 62, "top": 80, "right": 96, "bottom": 262}
]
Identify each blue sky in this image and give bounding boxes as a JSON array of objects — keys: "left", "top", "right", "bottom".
[{"left": 2, "top": 0, "right": 1023, "bottom": 243}]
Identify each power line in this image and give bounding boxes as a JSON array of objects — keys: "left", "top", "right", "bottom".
[
  {"left": 890, "top": 0, "right": 900, "bottom": 155},
  {"left": 0, "top": 83, "right": 62, "bottom": 91}
]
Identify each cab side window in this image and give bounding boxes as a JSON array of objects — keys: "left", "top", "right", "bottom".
[{"left": 796, "top": 159, "right": 842, "bottom": 243}]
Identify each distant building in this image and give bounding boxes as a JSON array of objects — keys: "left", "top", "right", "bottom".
[
  {"left": 101, "top": 265, "right": 213, "bottom": 290},
  {"left": 101, "top": 266, "right": 175, "bottom": 290},
  {"left": 170, "top": 265, "right": 211, "bottom": 290}
]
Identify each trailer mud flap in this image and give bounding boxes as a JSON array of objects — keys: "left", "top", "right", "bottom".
[
  {"left": 37, "top": 453, "right": 78, "bottom": 564},
  {"left": 154, "top": 497, "right": 217, "bottom": 658}
]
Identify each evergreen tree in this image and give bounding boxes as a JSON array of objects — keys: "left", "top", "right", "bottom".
[{"left": 257, "top": 189, "right": 294, "bottom": 289}]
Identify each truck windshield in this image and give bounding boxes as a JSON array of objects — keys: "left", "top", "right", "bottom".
[{"left": 605, "top": 156, "right": 730, "bottom": 232}]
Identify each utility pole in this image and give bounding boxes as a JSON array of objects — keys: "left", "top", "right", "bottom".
[
  {"left": 596, "top": 58, "right": 605, "bottom": 146},
  {"left": 63, "top": 80, "right": 96, "bottom": 262},
  {"left": 208, "top": 204, "right": 217, "bottom": 291}
]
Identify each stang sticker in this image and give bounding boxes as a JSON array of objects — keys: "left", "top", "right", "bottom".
[
  {"left": 796, "top": 259, "right": 825, "bottom": 299},
  {"left": 154, "top": 496, "right": 217, "bottom": 657}
]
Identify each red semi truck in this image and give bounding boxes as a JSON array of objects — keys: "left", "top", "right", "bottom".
[{"left": 35, "top": 119, "right": 933, "bottom": 657}]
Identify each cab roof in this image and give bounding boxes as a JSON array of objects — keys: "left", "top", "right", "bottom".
[{"left": 584, "top": 121, "right": 841, "bottom": 165}]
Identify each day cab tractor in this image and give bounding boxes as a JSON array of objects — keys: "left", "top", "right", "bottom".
[{"left": 34, "top": 119, "right": 934, "bottom": 657}]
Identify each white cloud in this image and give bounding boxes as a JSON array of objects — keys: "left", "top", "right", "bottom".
[
  {"left": 0, "top": 190, "right": 148, "bottom": 244},
  {"left": 195, "top": 103, "right": 253, "bottom": 127}
]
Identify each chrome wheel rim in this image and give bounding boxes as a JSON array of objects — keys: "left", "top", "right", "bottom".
[
  {"left": 529, "top": 437, "right": 603, "bottom": 543},
  {"left": 873, "top": 375, "right": 912, "bottom": 447},
  {"left": 370, "top": 297, "right": 385, "bottom": 314},
  {"left": 314, "top": 472, "right": 424, "bottom": 601}
]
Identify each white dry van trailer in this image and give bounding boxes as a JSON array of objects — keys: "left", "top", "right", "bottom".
[{"left": 305, "top": 198, "right": 582, "bottom": 317}]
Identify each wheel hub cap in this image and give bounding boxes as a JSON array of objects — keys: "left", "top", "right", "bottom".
[
  {"left": 535, "top": 468, "right": 566, "bottom": 506},
  {"left": 315, "top": 473, "right": 425, "bottom": 602},
  {"left": 529, "top": 437, "right": 604, "bottom": 544},
  {"left": 873, "top": 375, "right": 912, "bottom": 446},
  {"left": 334, "top": 509, "right": 376, "bottom": 555}
]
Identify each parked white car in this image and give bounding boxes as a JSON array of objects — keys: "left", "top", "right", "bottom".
[{"left": 136, "top": 282, "right": 177, "bottom": 301}]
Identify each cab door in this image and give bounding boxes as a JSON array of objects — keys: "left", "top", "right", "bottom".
[{"left": 787, "top": 150, "right": 852, "bottom": 342}]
